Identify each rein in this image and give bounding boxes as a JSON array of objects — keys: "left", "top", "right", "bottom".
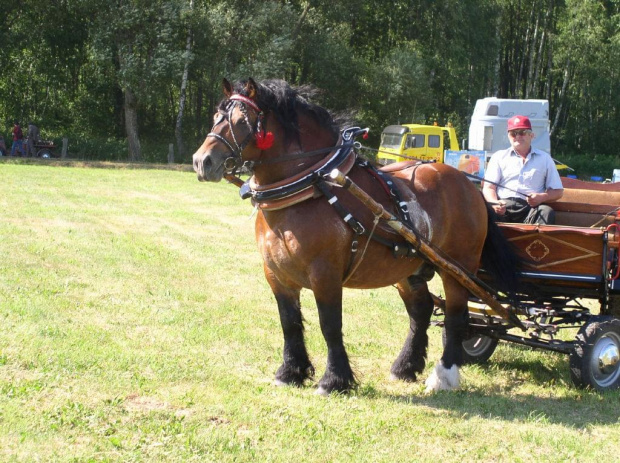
[
  {"left": 461, "top": 172, "right": 532, "bottom": 199},
  {"left": 359, "top": 145, "right": 532, "bottom": 200}
]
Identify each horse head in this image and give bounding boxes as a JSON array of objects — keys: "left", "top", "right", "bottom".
[
  {"left": 193, "top": 78, "right": 273, "bottom": 182},
  {"left": 193, "top": 78, "right": 340, "bottom": 184}
]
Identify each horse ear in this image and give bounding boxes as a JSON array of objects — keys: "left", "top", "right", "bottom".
[
  {"left": 246, "top": 78, "right": 258, "bottom": 100},
  {"left": 222, "top": 78, "right": 233, "bottom": 97}
]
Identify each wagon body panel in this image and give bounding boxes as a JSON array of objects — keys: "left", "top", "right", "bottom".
[
  {"left": 442, "top": 176, "right": 620, "bottom": 389},
  {"left": 499, "top": 224, "right": 607, "bottom": 297}
]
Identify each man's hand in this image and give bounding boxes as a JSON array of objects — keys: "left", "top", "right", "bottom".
[
  {"left": 491, "top": 200, "right": 506, "bottom": 215},
  {"left": 483, "top": 183, "right": 506, "bottom": 216},
  {"left": 527, "top": 188, "right": 563, "bottom": 207},
  {"left": 527, "top": 193, "right": 545, "bottom": 207}
]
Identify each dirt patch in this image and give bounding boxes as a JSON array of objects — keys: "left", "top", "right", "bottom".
[{"left": 124, "top": 394, "right": 193, "bottom": 418}]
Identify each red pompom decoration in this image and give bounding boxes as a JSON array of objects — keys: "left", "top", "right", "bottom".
[{"left": 255, "top": 130, "right": 274, "bottom": 150}]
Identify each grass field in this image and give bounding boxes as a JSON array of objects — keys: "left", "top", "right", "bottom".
[{"left": 1, "top": 161, "right": 619, "bottom": 462}]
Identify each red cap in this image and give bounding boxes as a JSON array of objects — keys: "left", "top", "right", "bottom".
[{"left": 507, "top": 115, "right": 532, "bottom": 131}]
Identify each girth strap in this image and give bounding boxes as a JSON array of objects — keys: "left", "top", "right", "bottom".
[
  {"left": 358, "top": 159, "right": 414, "bottom": 229},
  {"left": 315, "top": 180, "right": 365, "bottom": 236},
  {"left": 317, "top": 169, "right": 418, "bottom": 262}
]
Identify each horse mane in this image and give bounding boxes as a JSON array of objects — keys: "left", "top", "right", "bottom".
[{"left": 223, "top": 79, "right": 344, "bottom": 145}]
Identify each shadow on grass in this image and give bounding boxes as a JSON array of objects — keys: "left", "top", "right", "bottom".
[{"left": 370, "top": 348, "right": 620, "bottom": 428}]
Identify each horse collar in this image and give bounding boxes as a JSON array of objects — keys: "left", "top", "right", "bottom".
[
  {"left": 241, "top": 127, "right": 364, "bottom": 210},
  {"left": 241, "top": 141, "right": 357, "bottom": 210}
]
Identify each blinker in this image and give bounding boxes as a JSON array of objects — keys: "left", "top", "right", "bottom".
[{"left": 239, "top": 182, "right": 252, "bottom": 200}]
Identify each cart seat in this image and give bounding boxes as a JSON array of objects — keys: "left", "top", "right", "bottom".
[{"left": 552, "top": 178, "right": 620, "bottom": 227}]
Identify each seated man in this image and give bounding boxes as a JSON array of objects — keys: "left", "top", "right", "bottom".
[{"left": 483, "top": 115, "right": 563, "bottom": 225}]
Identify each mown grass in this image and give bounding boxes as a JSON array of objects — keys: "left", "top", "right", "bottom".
[{"left": 1, "top": 161, "right": 619, "bottom": 462}]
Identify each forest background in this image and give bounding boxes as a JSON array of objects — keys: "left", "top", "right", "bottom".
[{"left": 1, "top": 0, "right": 619, "bottom": 168}]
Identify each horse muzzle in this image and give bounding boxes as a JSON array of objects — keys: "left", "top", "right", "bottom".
[{"left": 193, "top": 150, "right": 225, "bottom": 182}]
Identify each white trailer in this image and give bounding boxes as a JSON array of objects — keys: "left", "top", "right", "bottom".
[{"left": 468, "top": 97, "right": 551, "bottom": 154}]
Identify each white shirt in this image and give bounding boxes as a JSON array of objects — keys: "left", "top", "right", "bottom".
[{"left": 485, "top": 147, "right": 563, "bottom": 199}]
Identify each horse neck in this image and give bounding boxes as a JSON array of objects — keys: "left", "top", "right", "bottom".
[{"left": 251, "top": 114, "right": 337, "bottom": 186}]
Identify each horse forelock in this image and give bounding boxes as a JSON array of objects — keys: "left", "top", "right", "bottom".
[{"left": 223, "top": 79, "right": 340, "bottom": 144}]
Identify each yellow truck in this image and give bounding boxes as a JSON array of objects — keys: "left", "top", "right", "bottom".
[{"left": 376, "top": 123, "right": 459, "bottom": 165}]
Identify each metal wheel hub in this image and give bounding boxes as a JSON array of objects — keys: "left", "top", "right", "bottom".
[
  {"left": 464, "top": 335, "right": 493, "bottom": 356},
  {"left": 591, "top": 334, "right": 620, "bottom": 385}
]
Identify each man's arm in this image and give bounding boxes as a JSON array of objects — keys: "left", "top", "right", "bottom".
[
  {"left": 483, "top": 182, "right": 506, "bottom": 215},
  {"left": 527, "top": 188, "right": 563, "bottom": 207}
]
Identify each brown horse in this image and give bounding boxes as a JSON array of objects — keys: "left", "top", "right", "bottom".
[{"left": 193, "top": 78, "right": 518, "bottom": 394}]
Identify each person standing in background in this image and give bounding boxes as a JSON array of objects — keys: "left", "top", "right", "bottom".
[
  {"left": 27, "top": 122, "right": 41, "bottom": 157},
  {"left": 10, "top": 121, "right": 24, "bottom": 157}
]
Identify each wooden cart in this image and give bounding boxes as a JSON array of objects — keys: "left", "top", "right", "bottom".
[
  {"left": 31, "top": 139, "right": 58, "bottom": 158},
  {"left": 440, "top": 178, "right": 620, "bottom": 391},
  {"left": 330, "top": 164, "right": 620, "bottom": 391}
]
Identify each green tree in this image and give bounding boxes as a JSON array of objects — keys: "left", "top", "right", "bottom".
[
  {"left": 553, "top": 0, "right": 620, "bottom": 155},
  {"left": 89, "top": 0, "right": 187, "bottom": 160}
]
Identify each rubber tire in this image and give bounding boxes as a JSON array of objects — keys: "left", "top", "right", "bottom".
[
  {"left": 37, "top": 149, "right": 52, "bottom": 158},
  {"left": 569, "top": 316, "right": 620, "bottom": 391},
  {"left": 442, "top": 327, "right": 499, "bottom": 365}
]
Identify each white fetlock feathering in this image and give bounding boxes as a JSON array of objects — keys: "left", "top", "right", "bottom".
[{"left": 424, "top": 361, "right": 461, "bottom": 392}]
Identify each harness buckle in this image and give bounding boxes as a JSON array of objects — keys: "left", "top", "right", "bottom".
[
  {"left": 224, "top": 157, "right": 239, "bottom": 171},
  {"left": 352, "top": 221, "right": 365, "bottom": 235}
]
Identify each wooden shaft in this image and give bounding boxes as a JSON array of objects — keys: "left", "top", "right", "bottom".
[
  {"left": 328, "top": 169, "right": 523, "bottom": 328},
  {"left": 224, "top": 174, "right": 245, "bottom": 188}
]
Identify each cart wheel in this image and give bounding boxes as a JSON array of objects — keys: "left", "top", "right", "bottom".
[
  {"left": 570, "top": 316, "right": 620, "bottom": 391},
  {"left": 442, "top": 328, "right": 498, "bottom": 364},
  {"left": 606, "top": 294, "right": 620, "bottom": 318},
  {"left": 37, "top": 149, "right": 52, "bottom": 158}
]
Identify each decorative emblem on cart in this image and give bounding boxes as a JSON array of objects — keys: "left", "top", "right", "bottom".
[
  {"left": 508, "top": 232, "right": 601, "bottom": 270},
  {"left": 526, "top": 239, "right": 550, "bottom": 262}
]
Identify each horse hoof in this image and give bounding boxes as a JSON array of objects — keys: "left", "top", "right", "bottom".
[
  {"left": 274, "top": 379, "right": 288, "bottom": 387},
  {"left": 424, "top": 362, "right": 460, "bottom": 392},
  {"left": 316, "top": 387, "right": 330, "bottom": 397},
  {"left": 390, "top": 372, "right": 417, "bottom": 382}
]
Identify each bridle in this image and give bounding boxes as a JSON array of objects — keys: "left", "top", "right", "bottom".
[
  {"left": 207, "top": 94, "right": 344, "bottom": 175},
  {"left": 206, "top": 94, "right": 264, "bottom": 173}
]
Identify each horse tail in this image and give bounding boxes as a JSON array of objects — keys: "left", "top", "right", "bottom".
[{"left": 480, "top": 200, "right": 521, "bottom": 294}]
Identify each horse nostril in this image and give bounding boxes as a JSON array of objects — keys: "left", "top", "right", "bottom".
[{"left": 193, "top": 153, "right": 213, "bottom": 180}]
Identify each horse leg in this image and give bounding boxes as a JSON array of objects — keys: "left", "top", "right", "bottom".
[
  {"left": 390, "top": 275, "right": 434, "bottom": 382},
  {"left": 314, "top": 285, "right": 356, "bottom": 395},
  {"left": 425, "top": 276, "right": 469, "bottom": 392},
  {"left": 271, "top": 283, "right": 315, "bottom": 387}
]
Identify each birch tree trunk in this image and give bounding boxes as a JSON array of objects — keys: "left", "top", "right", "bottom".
[
  {"left": 550, "top": 58, "right": 570, "bottom": 138},
  {"left": 525, "top": 13, "right": 540, "bottom": 98},
  {"left": 518, "top": 7, "right": 537, "bottom": 96},
  {"left": 175, "top": 0, "right": 194, "bottom": 160}
]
